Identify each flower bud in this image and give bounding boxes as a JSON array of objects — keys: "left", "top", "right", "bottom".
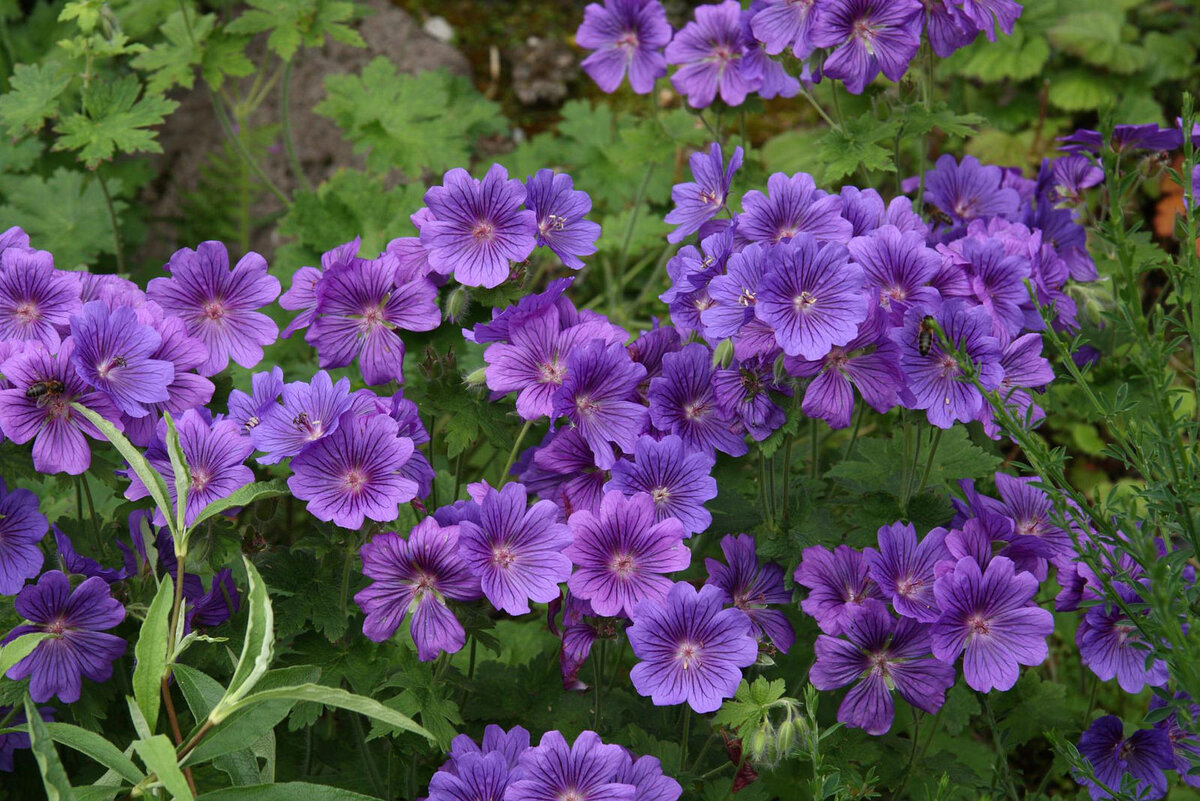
[
  {"left": 712, "top": 338, "right": 735, "bottom": 369},
  {"left": 465, "top": 366, "right": 488, "bottom": 388},
  {"left": 445, "top": 286, "right": 470, "bottom": 322}
]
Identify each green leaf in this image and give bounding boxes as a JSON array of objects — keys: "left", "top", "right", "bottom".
[
  {"left": 760, "top": 129, "right": 826, "bottom": 181},
  {"left": 200, "top": 32, "right": 256, "bottom": 90},
  {"left": 133, "top": 734, "right": 193, "bottom": 801},
  {"left": 214, "top": 557, "right": 274, "bottom": 718},
  {"left": 1047, "top": 70, "right": 1118, "bottom": 112},
  {"left": 71, "top": 788, "right": 122, "bottom": 801},
  {"left": 227, "top": 684, "right": 433, "bottom": 743},
  {"left": 173, "top": 665, "right": 263, "bottom": 786},
  {"left": 132, "top": 575, "right": 174, "bottom": 731},
  {"left": 162, "top": 411, "right": 189, "bottom": 536},
  {"left": 712, "top": 677, "right": 787, "bottom": 740},
  {"left": 226, "top": 0, "right": 363, "bottom": 62},
  {"left": 940, "top": 684, "right": 980, "bottom": 736},
  {"left": 54, "top": 76, "right": 178, "bottom": 167},
  {"left": 278, "top": 170, "right": 425, "bottom": 257},
  {"left": 0, "top": 61, "right": 71, "bottom": 135},
  {"left": 71, "top": 402, "right": 176, "bottom": 536},
  {"left": 314, "top": 60, "right": 505, "bottom": 176},
  {"left": 0, "top": 631, "right": 50, "bottom": 676},
  {"left": 131, "top": 11, "right": 214, "bottom": 93},
  {"left": 1141, "top": 32, "right": 1197, "bottom": 84},
  {"left": 817, "top": 117, "right": 900, "bottom": 182},
  {"left": 196, "top": 784, "right": 381, "bottom": 801},
  {"left": 943, "top": 26, "right": 1050, "bottom": 82},
  {"left": 0, "top": 168, "right": 121, "bottom": 268},
  {"left": 1047, "top": 12, "right": 1147, "bottom": 74},
  {"left": 37, "top": 722, "right": 145, "bottom": 785},
  {"left": 904, "top": 103, "right": 985, "bottom": 140},
  {"left": 25, "top": 695, "right": 76, "bottom": 799}
]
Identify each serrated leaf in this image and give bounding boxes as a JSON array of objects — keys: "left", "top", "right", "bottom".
[
  {"left": 133, "top": 734, "right": 193, "bottom": 800},
  {"left": 53, "top": 76, "right": 178, "bottom": 167},
  {"left": 131, "top": 11, "right": 214, "bottom": 93},
  {"left": 905, "top": 103, "right": 984, "bottom": 140},
  {"left": 0, "top": 61, "right": 71, "bottom": 135},
  {"left": 315, "top": 60, "right": 505, "bottom": 177},
  {"left": 760, "top": 129, "right": 826, "bottom": 181},
  {"left": 817, "top": 117, "right": 899, "bottom": 182},
  {"left": 25, "top": 695, "right": 76, "bottom": 801},
  {"left": 0, "top": 168, "right": 120, "bottom": 268},
  {"left": 1047, "top": 12, "right": 1147, "bottom": 74},
  {"left": 943, "top": 27, "right": 1050, "bottom": 82},
  {"left": 940, "top": 684, "right": 979, "bottom": 736},
  {"left": 132, "top": 575, "right": 174, "bottom": 732},
  {"left": 226, "top": 0, "right": 363, "bottom": 61},
  {"left": 279, "top": 170, "right": 425, "bottom": 256},
  {"left": 200, "top": 32, "right": 255, "bottom": 90}
]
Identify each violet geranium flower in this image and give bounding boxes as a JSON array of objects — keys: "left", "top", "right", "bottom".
[
  {"left": 505, "top": 730, "right": 636, "bottom": 801},
  {"left": 421, "top": 164, "right": 537, "bottom": 289},
  {"left": 755, "top": 234, "right": 868, "bottom": 360},
  {"left": 648, "top": 343, "right": 749, "bottom": 457},
  {"left": 69, "top": 301, "right": 174, "bottom": 418},
  {"left": 354, "top": 518, "right": 482, "bottom": 661},
  {"left": 864, "top": 522, "right": 949, "bottom": 623},
  {"left": 848, "top": 224, "right": 942, "bottom": 325},
  {"left": 575, "top": 0, "right": 672, "bottom": 94},
  {"left": 0, "top": 478, "right": 48, "bottom": 595},
  {"left": 794, "top": 544, "right": 884, "bottom": 635},
  {"left": 809, "top": 601, "right": 956, "bottom": 735},
  {"left": 1076, "top": 583, "right": 1169, "bottom": 694},
  {"left": 1075, "top": 716, "right": 1174, "bottom": 801},
  {"left": 2, "top": 571, "right": 126, "bottom": 703},
  {"left": 665, "top": 143, "right": 744, "bottom": 244},
  {"left": 0, "top": 339, "right": 124, "bottom": 475},
  {"left": 922, "top": 155, "right": 1021, "bottom": 225},
  {"left": 606, "top": 434, "right": 717, "bottom": 537},
  {"left": 665, "top": 0, "right": 759, "bottom": 109},
  {"left": 525, "top": 169, "right": 601, "bottom": 270},
  {"left": 809, "top": 0, "right": 923, "bottom": 95},
  {"left": 565, "top": 490, "right": 690, "bottom": 618},
  {"left": 704, "top": 534, "right": 795, "bottom": 653},
  {"left": 288, "top": 413, "right": 420, "bottom": 530},
  {"left": 627, "top": 581, "right": 759, "bottom": 713},
  {"left": 930, "top": 555, "right": 1053, "bottom": 692},
  {"left": 458, "top": 482, "right": 573, "bottom": 615},
  {"left": 551, "top": 339, "right": 648, "bottom": 470},
  {"left": 250, "top": 370, "right": 354, "bottom": 464},
  {"left": 750, "top": 0, "right": 822, "bottom": 58},
  {"left": 147, "top": 241, "right": 281, "bottom": 376},
  {"left": 0, "top": 248, "right": 80, "bottom": 349},
  {"left": 737, "top": 172, "right": 853, "bottom": 246}
]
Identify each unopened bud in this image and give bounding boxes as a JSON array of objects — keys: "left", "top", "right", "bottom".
[
  {"left": 776, "top": 718, "right": 795, "bottom": 755},
  {"left": 748, "top": 728, "right": 771, "bottom": 762},
  {"left": 465, "top": 366, "right": 488, "bottom": 388},
  {"left": 773, "top": 352, "right": 789, "bottom": 386},
  {"left": 712, "top": 338, "right": 734, "bottom": 369},
  {"left": 446, "top": 286, "right": 469, "bottom": 322}
]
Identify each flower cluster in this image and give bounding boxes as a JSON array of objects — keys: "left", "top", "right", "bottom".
[
  {"left": 658, "top": 144, "right": 1093, "bottom": 437},
  {"left": 576, "top": 0, "right": 1025, "bottom": 104},
  {"left": 425, "top": 724, "right": 682, "bottom": 801}
]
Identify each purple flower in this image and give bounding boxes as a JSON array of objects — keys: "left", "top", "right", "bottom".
[
  {"left": 939, "top": 236, "right": 1031, "bottom": 345},
  {"left": 1076, "top": 716, "right": 1174, "bottom": 801},
  {"left": 958, "top": 0, "right": 1023, "bottom": 41},
  {"left": 613, "top": 754, "right": 682, "bottom": 801},
  {"left": 124, "top": 410, "right": 254, "bottom": 528},
  {"left": 894, "top": 300, "right": 1004, "bottom": 428},
  {"left": 68, "top": 301, "right": 174, "bottom": 418},
  {"left": 665, "top": 0, "right": 759, "bottom": 109},
  {"left": 131, "top": 316, "right": 216, "bottom": 441},
  {"left": 576, "top": 0, "right": 672, "bottom": 94},
  {"left": 0, "top": 479, "right": 47, "bottom": 595},
  {"left": 755, "top": 234, "right": 868, "bottom": 360},
  {"left": 306, "top": 253, "right": 440, "bottom": 386},
  {"left": 354, "top": 518, "right": 482, "bottom": 661},
  {"left": 809, "top": 0, "right": 923, "bottom": 95},
  {"left": 1076, "top": 584, "right": 1168, "bottom": 694},
  {"left": 977, "top": 332, "right": 1054, "bottom": 438},
  {"left": 922, "top": 155, "right": 1021, "bottom": 225},
  {"left": 430, "top": 751, "right": 511, "bottom": 801},
  {"left": 923, "top": 1, "right": 976, "bottom": 57},
  {"left": 444, "top": 724, "right": 531, "bottom": 776},
  {"left": 627, "top": 581, "right": 758, "bottom": 712},
  {"left": 865, "top": 522, "right": 949, "bottom": 623},
  {"left": 3, "top": 571, "right": 126, "bottom": 703},
  {"left": 712, "top": 356, "right": 789, "bottom": 440},
  {"left": 702, "top": 243, "right": 767, "bottom": 343},
  {"left": 505, "top": 730, "right": 635, "bottom": 801},
  {"left": 53, "top": 526, "right": 122, "bottom": 584},
  {"left": 458, "top": 482, "right": 573, "bottom": 615},
  {"left": 0, "top": 249, "right": 80, "bottom": 349},
  {"left": 0, "top": 339, "right": 124, "bottom": 475},
  {"left": 991, "top": 473, "right": 1072, "bottom": 564},
  {"left": 738, "top": 172, "right": 853, "bottom": 246},
  {"left": 466, "top": 277, "right": 573, "bottom": 344},
  {"left": 849, "top": 225, "right": 942, "bottom": 324},
  {"left": 810, "top": 601, "right": 956, "bottom": 735},
  {"left": 1051, "top": 155, "right": 1104, "bottom": 204},
  {"left": 565, "top": 490, "right": 690, "bottom": 618},
  {"left": 786, "top": 310, "right": 902, "bottom": 428},
  {"left": 187, "top": 568, "right": 240, "bottom": 630},
  {"left": 930, "top": 555, "right": 1053, "bottom": 692},
  {"left": 705, "top": 533, "right": 795, "bottom": 652},
  {"left": 421, "top": 164, "right": 537, "bottom": 288},
  {"left": 228, "top": 366, "right": 284, "bottom": 434},
  {"left": 607, "top": 434, "right": 717, "bottom": 537},
  {"left": 750, "top": 0, "right": 821, "bottom": 58},
  {"left": 665, "top": 143, "right": 743, "bottom": 244},
  {"left": 648, "top": 343, "right": 748, "bottom": 457},
  {"left": 552, "top": 339, "right": 648, "bottom": 470},
  {"left": 249, "top": 370, "right": 353, "bottom": 464},
  {"left": 1151, "top": 695, "right": 1200, "bottom": 789},
  {"left": 795, "top": 544, "right": 885, "bottom": 635},
  {"left": 0, "top": 704, "right": 52, "bottom": 772},
  {"left": 518, "top": 428, "right": 607, "bottom": 517},
  {"left": 288, "top": 413, "right": 419, "bottom": 529},
  {"left": 525, "top": 169, "right": 601, "bottom": 269},
  {"left": 279, "top": 264, "right": 325, "bottom": 338},
  {"left": 147, "top": 241, "right": 280, "bottom": 376}
]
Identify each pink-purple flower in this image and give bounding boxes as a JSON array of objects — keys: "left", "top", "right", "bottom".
[{"left": 576, "top": 0, "right": 672, "bottom": 94}]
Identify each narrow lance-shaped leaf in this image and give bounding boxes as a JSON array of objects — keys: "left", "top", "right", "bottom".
[
  {"left": 133, "top": 734, "right": 194, "bottom": 801},
  {"left": 24, "top": 694, "right": 76, "bottom": 801},
  {"left": 0, "top": 631, "right": 50, "bottom": 677},
  {"left": 223, "top": 684, "right": 433, "bottom": 744},
  {"left": 0, "top": 721, "right": 146, "bottom": 785},
  {"left": 163, "top": 411, "right": 190, "bottom": 544},
  {"left": 211, "top": 557, "right": 273, "bottom": 720},
  {"left": 190, "top": 479, "right": 289, "bottom": 529},
  {"left": 132, "top": 575, "right": 174, "bottom": 733},
  {"left": 194, "top": 783, "right": 382, "bottom": 800}
]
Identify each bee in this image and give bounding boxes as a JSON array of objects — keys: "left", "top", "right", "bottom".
[
  {"left": 112, "top": 356, "right": 127, "bottom": 368},
  {"left": 918, "top": 316, "right": 937, "bottom": 357},
  {"left": 25, "top": 378, "right": 66, "bottom": 405},
  {"left": 923, "top": 203, "right": 954, "bottom": 228},
  {"left": 293, "top": 412, "right": 311, "bottom": 428}
]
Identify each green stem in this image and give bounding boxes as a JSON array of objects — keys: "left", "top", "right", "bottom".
[
  {"left": 611, "top": 165, "right": 656, "bottom": 321},
  {"left": 842, "top": 402, "right": 866, "bottom": 462},
  {"left": 680, "top": 707, "right": 691, "bottom": 773},
  {"left": 797, "top": 86, "right": 840, "bottom": 131},
  {"left": 982, "top": 694, "right": 1019, "bottom": 801},
  {"left": 758, "top": 449, "right": 772, "bottom": 525},
  {"left": 95, "top": 171, "right": 126, "bottom": 274},
  {"left": 208, "top": 86, "right": 291, "bottom": 207},
  {"left": 592, "top": 639, "right": 606, "bottom": 732},
  {"left": 351, "top": 709, "right": 386, "bottom": 798},
  {"left": 781, "top": 431, "right": 795, "bottom": 522},
  {"left": 280, "top": 58, "right": 312, "bottom": 192},
  {"left": 80, "top": 474, "right": 101, "bottom": 550},
  {"left": 809, "top": 417, "right": 819, "bottom": 481},
  {"left": 499, "top": 421, "right": 533, "bottom": 486},
  {"left": 913, "top": 427, "right": 943, "bottom": 499},
  {"left": 690, "top": 732, "right": 717, "bottom": 775}
]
